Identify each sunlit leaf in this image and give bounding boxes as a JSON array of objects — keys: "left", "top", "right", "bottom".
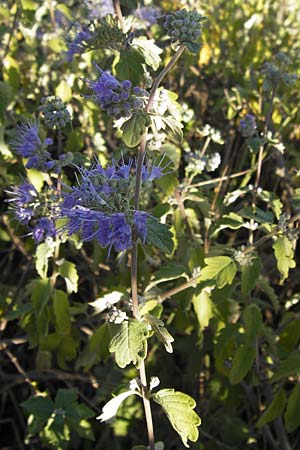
[
  {"left": 109, "top": 319, "right": 149, "bottom": 368},
  {"left": 153, "top": 389, "right": 201, "bottom": 448}
]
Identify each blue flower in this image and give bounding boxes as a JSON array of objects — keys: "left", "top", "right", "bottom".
[
  {"left": 11, "top": 120, "right": 54, "bottom": 171},
  {"left": 134, "top": 211, "right": 148, "bottom": 242},
  {"left": 110, "top": 213, "right": 132, "bottom": 252},
  {"left": 6, "top": 183, "right": 38, "bottom": 224},
  {"left": 33, "top": 217, "right": 56, "bottom": 243},
  {"left": 86, "top": 65, "right": 148, "bottom": 119},
  {"left": 239, "top": 114, "right": 257, "bottom": 138},
  {"left": 66, "top": 26, "right": 93, "bottom": 61}
]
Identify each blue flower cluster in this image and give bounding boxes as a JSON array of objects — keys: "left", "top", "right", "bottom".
[
  {"left": 239, "top": 114, "right": 257, "bottom": 138},
  {"left": 87, "top": 66, "right": 148, "bottom": 119},
  {"left": 60, "top": 158, "right": 166, "bottom": 252},
  {"left": 66, "top": 25, "right": 93, "bottom": 62},
  {"left": 11, "top": 120, "right": 54, "bottom": 171},
  {"left": 6, "top": 183, "right": 56, "bottom": 243}
]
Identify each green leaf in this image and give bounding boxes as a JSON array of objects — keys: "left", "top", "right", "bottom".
[
  {"left": 55, "top": 388, "right": 78, "bottom": 408},
  {"left": 211, "top": 212, "right": 244, "bottom": 237},
  {"left": 158, "top": 116, "right": 183, "bottom": 141},
  {"left": 97, "top": 390, "right": 137, "bottom": 422},
  {"left": 229, "top": 345, "right": 256, "bottom": 384},
  {"left": 22, "top": 396, "right": 54, "bottom": 419},
  {"left": 58, "top": 260, "right": 79, "bottom": 293},
  {"left": 145, "top": 217, "right": 174, "bottom": 255},
  {"left": 132, "top": 37, "right": 163, "bottom": 71},
  {"left": 257, "top": 389, "right": 286, "bottom": 427},
  {"left": 272, "top": 236, "right": 296, "bottom": 283},
  {"left": 198, "top": 256, "right": 237, "bottom": 288},
  {"left": 109, "top": 319, "right": 149, "bottom": 368},
  {"left": 153, "top": 389, "right": 201, "bottom": 448},
  {"left": 242, "top": 304, "right": 262, "bottom": 345},
  {"left": 0, "top": 81, "right": 13, "bottom": 124},
  {"left": 35, "top": 241, "right": 55, "bottom": 279},
  {"left": 89, "top": 322, "right": 111, "bottom": 361},
  {"left": 115, "top": 49, "right": 145, "bottom": 85},
  {"left": 284, "top": 385, "right": 300, "bottom": 432},
  {"left": 132, "top": 444, "right": 164, "bottom": 450},
  {"left": 186, "top": 41, "right": 201, "bottom": 53},
  {"left": 120, "top": 0, "right": 138, "bottom": 8},
  {"left": 272, "top": 352, "right": 300, "bottom": 382},
  {"left": 241, "top": 258, "right": 262, "bottom": 297},
  {"left": 143, "top": 314, "right": 174, "bottom": 353},
  {"left": 52, "top": 290, "right": 71, "bottom": 334},
  {"left": 55, "top": 80, "right": 72, "bottom": 102},
  {"left": 146, "top": 263, "right": 188, "bottom": 291},
  {"left": 121, "top": 113, "right": 147, "bottom": 148},
  {"left": 192, "top": 288, "right": 213, "bottom": 330}
]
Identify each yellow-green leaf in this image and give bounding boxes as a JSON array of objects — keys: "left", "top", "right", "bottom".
[{"left": 153, "top": 389, "right": 201, "bottom": 448}]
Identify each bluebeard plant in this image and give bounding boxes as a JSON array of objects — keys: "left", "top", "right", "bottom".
[
  {"left": 60, "top": 158, "right": 165, "bottom": 252},
  {"left": 86, "top": 66, "right": 148, "bottom": 119},
  {"left": 66, "top": 15, "right": 125, "bottom": 61},
  {"left": 239, "top": 114, "right": 257, "bottom": 138},
  {"left": 39, "top": 96, "right": 71, "bottom": 129},
  {"left": 11, "top": 120, "right": 55, "bottom": 171},
  {"left": 6, "top": 183, "right": 57, "bottom": 243},
  {"left": 164, "top": 9, "right": 205, "bottom": 51}
]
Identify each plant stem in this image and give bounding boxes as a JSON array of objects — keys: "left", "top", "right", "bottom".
[
  {"left": 130, "top": 44, "right": 187, "bottom": 450},
  {"left": 113, "top": 0, "right": 125, "bottom": 33}
]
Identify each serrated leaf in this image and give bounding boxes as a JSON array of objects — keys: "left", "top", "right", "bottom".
[
  {"left": 186, "top": 41, "right": 201, "bottom": 53},
  {"left": 115, "top": 49, "right": 144, "bottom": 85},
  {"left": 145, "top": 217, "right": 174, "bottom": 255},
  {"left": 284, "top": 385, "right": 300, "bottom": 432},
  {"left": 242, "top": 304, "right": 262, "bottom": 345},
  {"left": 121, "top": 113, "right": 147, "bottom": 147},
  {"left": 146, "top": 263, "right": 188, "bottom": 292},
  {"left": 97, "top": 390, "right": 136, "bottom": 422},
  {"left": 35, "top": 241, "right": 55, "bottom": 278},
  {"left": 58, "top": 260, "right": 78, "bottom": 293},
  {"left": 257, "top": 389, "right": 286, "bottom": 427},
  {"left": 52, "top": 290, "right": 71, "bottom": 334},
  {"left": 241, "top": 258, "right": 262, "bottom": 298},
  {"left": 55, "top": 388, "right": 78, "bottom": 410},
  {"left": 229, "top": 345, "right": 256, "bottom": 384},
  {"left": 132, "top": 37, "right": 163, "bottom": 71},
  {"left": 109, "top": 319, "right": 149, "bottom": 368},
  {"left": 198, "top": 256, "right": 237, "bottom": 288},
  {"left": 21, "top": 396, "right": 54, "bottom": 419},
  {"left": 192, "top": 288, "right": 213, "bottom": 330},
  {"left": 273, "top": 236, "right": 296, "bottom": 283},
  {"left": 143, "top": 314, "right": 174, "bottom": 353},
  {"left": 211, "top": 212, "right": 244, "bottom": 237},
  {"left": 153, "top": 389, "right": 201, "bottom": 448},
  {"left": 272, "top": 352, "right": 300, "bottom": 382},
  {"left": 159, "top": 116, "right": 183, "bottom": 141}
]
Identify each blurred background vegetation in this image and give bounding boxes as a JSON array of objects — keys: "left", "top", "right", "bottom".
[{"left": 1, "top": 0, "right": 300, "bottom": 449}]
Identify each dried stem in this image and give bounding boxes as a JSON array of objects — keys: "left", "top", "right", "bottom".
[
  {"left": 113, "top": 0, "right": 125, "bottom": 33},
  {"left": 131, "top": 45, "right": 187, "bottom": 450}
]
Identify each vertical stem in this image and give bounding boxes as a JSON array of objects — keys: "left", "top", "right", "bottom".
[
  {"left": 54, "top": 129, "right": 63, "bottom": 261},
  {"left": 113, "top": 0, "right": 125, "bottom": 32},
  {"left": 249, "top": 85, "right": 277, "bottom": 244},
  {"left": 130, "top": 45, "right": 187, "bottom": 450}
]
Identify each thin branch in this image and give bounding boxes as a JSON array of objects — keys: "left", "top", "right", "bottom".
[
  {"left": 113, "top": 0, "right": 125, "bottom": 32},
  {"left": 130, "top": 44, "right": 187, "bottom": 450}
]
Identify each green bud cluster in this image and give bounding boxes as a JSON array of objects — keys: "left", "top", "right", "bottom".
[
  {"left": 262, "top": 53, "right": 298, "bottom": 92},
  {"left": 92, "top": 14, "right": 126, "bottom": 51},
  {"left": 39, "top": 96, "right": 71, "bottom": 129},
  {"left": 164, "top": 9, "right": 205, "bottom": 52}
]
